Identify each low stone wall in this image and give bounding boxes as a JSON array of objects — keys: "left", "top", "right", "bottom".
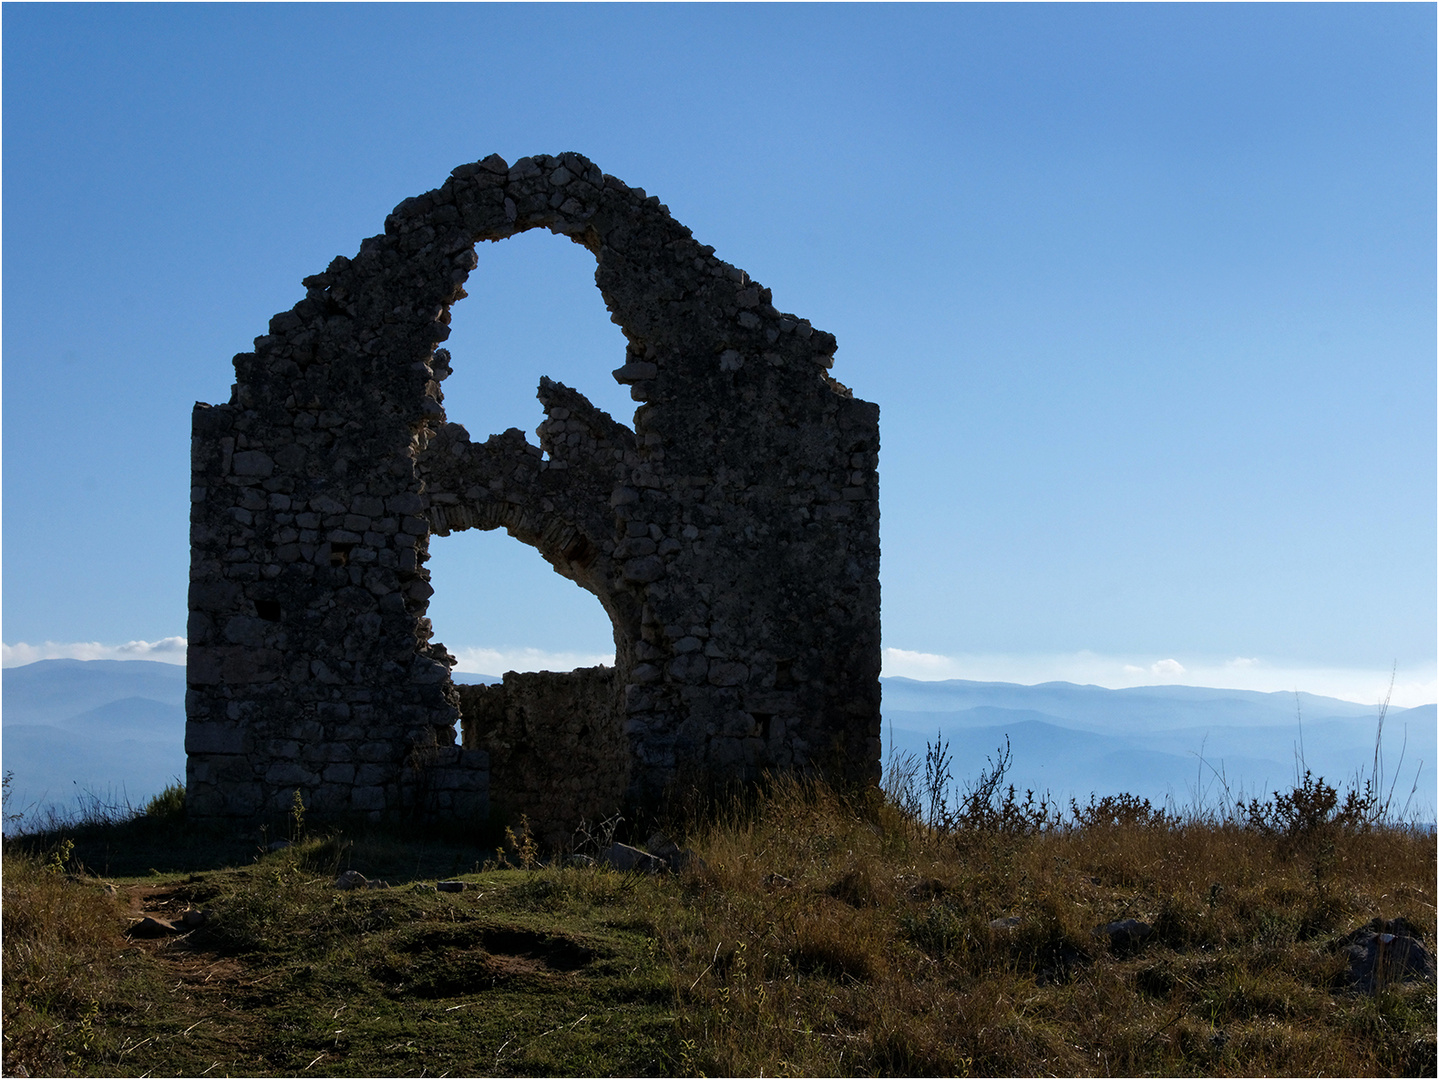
[
  {"left": 404, "top": 742, "right": 491, "bottom": 824},
  {"left": 456, "top": 667, "right": 626, "bottom": 847}
]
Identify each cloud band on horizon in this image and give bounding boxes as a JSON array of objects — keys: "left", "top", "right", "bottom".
[
  {"left": 3, "top": 639, "right": 1431, "bottom": 709},
  {"left": 881, "top": 647, "right": 1436, "bottom": 708}
]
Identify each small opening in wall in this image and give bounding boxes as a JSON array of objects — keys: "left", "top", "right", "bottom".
[
  {"left": 562, "top": 534, "right": 598, "bottom": 568},
  {"left": 329, "top": 542, "right": 355, "bottom": 567},
  {"left": 773, "top": 658, "right": 795, "bottom": 689},
  {"left": 751, "top": 712, "right": 774, "bottom": 741},
  {"left": 255, "top": 600, "right": 282, "bottom": 622}
]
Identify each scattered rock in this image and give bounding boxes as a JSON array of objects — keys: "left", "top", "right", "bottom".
[
  {"left": 128, "top": 916, "right": 179, "bottom": 938},
  {"left": 267, "top": 839, "right": 292, "bottom": 852},
  {"left": 436, "top": 880, "right": 465, "bottom": 893},
  {"left": 335, "top": 870, "right": 369, "bottom": 890},
  {"left": 762, "top": 872, "right": 793, "bottom": 890},
  {"left": 1335, "top": 917, "right": 1435, "bottom": 993},
  {"left": 602, "top": 842, "right": 668, "bottom": 873},
  {"left": 180, "top": 908, "right": 210, "bottom": 928},
  {"left": 642, "top": 833, "right": 704, "bottom": 875},
  {"left": 569, "top": 854, "right": 596, "bottom": 867},
  {"left": 646, "top": 832, "right": 692, "bottom": 871},
  {"left": 989, "top": 916, "right": 1021, "bottom": 930},
  {"left": 1095, "top": 918, "right": 1153, "bottom": 955}
]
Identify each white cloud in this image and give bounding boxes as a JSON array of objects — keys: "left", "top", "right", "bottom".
[
  {"left": 880, "top": 648, "right": 965, "bottom": 678},
  {"left": 6, "top": 638, "right": 1431, "bottom": 711},
  {"left": 881, "top": 647, "right": 1437, "bottom": 709},
  {"left": 2, "top": 638, "right": 188, "bottom": 667},
  {"left": 1150, "top": 658, "right": 1186, "bottom": 679},
  {"left": 0, "top": 638, "right": 614, "bottom": 677},
  {"left": 449, "top": 646, "right": 614, "bottom": 676}
]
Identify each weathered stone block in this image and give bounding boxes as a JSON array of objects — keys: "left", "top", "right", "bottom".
[
  {"left": 184, "top": 724, "right": 246, "bottom": 756},
  {"left": 354, "top": 764, "right": 391, "bottom": 786},
  {"left": 265, "top": 762, "right": 315, "bottom": 787},
  {"left": 188, "top": 646, "right": 282, "bottom": 685},
  {"left": 232, "top": 450, "right": 274, "bottom": 477},
  {"left": 350, "top": 786, "right": 387, "bottom": 812}
]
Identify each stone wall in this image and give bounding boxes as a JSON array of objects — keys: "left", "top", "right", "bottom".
[
  {"left": 455, "top": 669, "right": 625, "bottom": 848},
  {"left": 186, "top": 152, "right": 881, "bottom": 830}
]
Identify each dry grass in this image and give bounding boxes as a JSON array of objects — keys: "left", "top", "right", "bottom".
[
  {"left": 2, "top": 765, "right": 1434, "bottom": 1076},
  {"left": 657, "top": 776, "right": 1436, "bottom": 1076},
  {"left": 1, "top": 845, "right": 165, "bottom": 1074}
]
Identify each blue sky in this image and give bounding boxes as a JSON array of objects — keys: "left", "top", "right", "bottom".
[{"left": 3, "top": 4, "right": 1435, "bottom": 706}]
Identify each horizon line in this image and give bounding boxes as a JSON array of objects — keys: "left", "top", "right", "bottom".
[{"left": 3, "top": 639, "right": 1433, "bottom": 709}]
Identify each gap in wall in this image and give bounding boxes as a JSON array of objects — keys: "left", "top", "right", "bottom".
[
  {"left": 426, "top": 528, "right": 617, "bottom": 682},
  {"left": 438, "top": 227, "right": 634, "bottom": 445},
  {"left": 426, "top": 227, "right": 627, "bottom": 680}
]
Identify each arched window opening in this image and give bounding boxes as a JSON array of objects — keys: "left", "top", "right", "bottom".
[
  {"left": 437, "top": 228, "right": 634, "bottom": 456},
  {"left": 425, "top": 228, "right": 629, "bottom": 680},
  {"left": 426, "top": 528, "right": 616, "bottom": 682}
]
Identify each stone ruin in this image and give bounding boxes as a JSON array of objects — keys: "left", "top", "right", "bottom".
[{"left": 185, "top": 153, "right": 881, "bottom": 842}]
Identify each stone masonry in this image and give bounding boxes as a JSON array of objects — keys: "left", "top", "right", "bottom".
[
  {"left": 454, "top": 669, "right": 624, "bottom": 850},
  {"left": 186, "top": 152, "right": 881, "bottom": 835}
]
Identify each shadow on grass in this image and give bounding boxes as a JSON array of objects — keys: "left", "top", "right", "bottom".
[{"left": 5, "top": 808, "right": 499, "bottom": 883}]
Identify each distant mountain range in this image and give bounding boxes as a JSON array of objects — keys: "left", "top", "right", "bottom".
[
  {"left": 3, "top": 659, "right": 189, "bottom": 823},
  {"left": 3, "top": 660, "right": 1432, "bottom": 824},
  {"left": 881, "top": 677, "right": 1436, "bottom": 817}
]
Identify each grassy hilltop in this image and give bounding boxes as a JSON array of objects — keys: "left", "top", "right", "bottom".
[{"left": 3, "top": 756, "right": 1434, "bottom": 1077}]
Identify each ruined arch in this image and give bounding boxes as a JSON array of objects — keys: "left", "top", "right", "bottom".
[
  {"left": 422, "top": 230, "right": 632, "bottom": 675},
  {"left": 186, "top": 153, "right": 882, "bottom": 838}
]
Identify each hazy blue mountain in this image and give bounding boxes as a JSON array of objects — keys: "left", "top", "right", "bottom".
[
  {"left": 881, "top": 676, "right": 1380, "bottom": 732},
  {"left": 3, "top": 660, "right": 187, "bottom": 821},
  {"left": 2, "top": 659, "right": 186, "bottom": 725},
  {"left": 3, "top": 660, "right": 1431, "bottom": 825},
  {"left": 882, "top": 681, "right": 1435, "bottom": 817},
  {"left": 64, "top": 696, "right": 186, "bottom": 736},
  {"left": 3, "top": 723, "right": 184, "bottom": 821},
  {"left": 883, "top": 718, "right": 1286, "bottom": 813}
]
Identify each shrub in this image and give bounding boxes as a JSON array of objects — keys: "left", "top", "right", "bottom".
[
  {"left": 144, "top": 781, "right": 185, "bottom": 823},
  {"left": 1242, "top": 770, "right": 1375, "bottom": 840},
  {"left": 1071, "top": 791, "right": 1170, "bottom": 830}
]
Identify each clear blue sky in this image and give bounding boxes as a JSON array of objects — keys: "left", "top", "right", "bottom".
[{"left": 3, "top": 4, "right": 1434, "bottom": 706}]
